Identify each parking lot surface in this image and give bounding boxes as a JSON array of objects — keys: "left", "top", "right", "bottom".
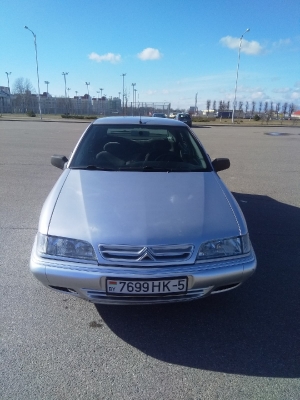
[{"left": 1, "top": 121, "right": 300, "bottom": 399}]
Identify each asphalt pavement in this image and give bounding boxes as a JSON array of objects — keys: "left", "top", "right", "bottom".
[{"left": 1, "top": 120, "right": 300, "bottom": 399}]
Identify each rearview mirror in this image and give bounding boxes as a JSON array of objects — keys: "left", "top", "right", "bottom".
[
  {"left": 51, "top": 155, "right": 68, "bottom": 170},
  {"left": 212, "top": 158, "right": 230, "bottom": 172}
]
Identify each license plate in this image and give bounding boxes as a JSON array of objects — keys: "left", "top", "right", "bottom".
[{"left": 106, "top": 277, "right": 188, "bottom": 296}]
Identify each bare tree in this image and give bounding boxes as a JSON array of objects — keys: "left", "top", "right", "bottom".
[
  {"left": 206, "top": 100, "right": 211, "bottom": 118},
  {"left": 238, "top": 101, "right": 243, "bottom": 118},
  {"left": 275, "top": 103, "right": 280, "bottom": 119},
  {"left": 263, "top": 102, "right": 270, "bottom": 123},
  {"left": 245, "top": 101, "right": 249, "bottom": 115},
  {"left": 12, "top": 77, "right": 36, "bottom": 113},
  {"left": 251, "top": 101, "right": 256, "bottom": 118},
  {"left": 288, "top": 103, "right": 294, "bottom": 117},
  {"left": 226, "top": 101, "right": 230, "bottom": 110},
  {"left": 282, "top": 102, "right": 288, "bottom": 118},
  {"left": 269, "top": 102, "right": 274, "bottom": 119},
  {"left": 212, "top": 100, "right": 216, "bottom": 112},
  {"left": 13, "top": 77, "right": 35, "bottom": 94},
  {"left": 258, "top": 102, "right": 262, "bottom": 114}
]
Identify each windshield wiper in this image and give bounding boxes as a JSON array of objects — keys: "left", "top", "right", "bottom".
[
  {"left": 118, "top": 165, "right": 175, "bottom": 172},
  {"left": 71, "top": 165, "right": 115, "bottom": 171}
]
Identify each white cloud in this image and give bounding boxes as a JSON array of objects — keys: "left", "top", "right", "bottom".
[
  {"left": 137, "top": 48, "right": 162, "bottom": 60},
  {"left": 236, "top": 85, "right": 265, "bottom": 94},
  {"left": 88, "top": 52, "right": 121, "bottom": 63},
  {"left": 291, "top": 91, "right": 300, "bottom": 100},
  {"left": 272, "top": 87, "right": 291, "bottom": 93},
  {"left": 146, "top": 90, "right": 158, "bottom": 95},
  {"left": 272, "top": 38, "right": 291, "bottom": 49},
  {"left": 220, "top": 36, "right": 263, "bottom": 55},
  {"left": 251, "top": 91, "right": 267, "bottom": 100}
]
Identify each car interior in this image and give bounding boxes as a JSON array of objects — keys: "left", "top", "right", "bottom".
[{"left": 70, "top": 125, "right": 209, "bottom": 171}]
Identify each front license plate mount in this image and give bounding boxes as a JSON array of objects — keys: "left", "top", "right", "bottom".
[{"left": 106, "top": 276, "right": 188, "bottom": 296}]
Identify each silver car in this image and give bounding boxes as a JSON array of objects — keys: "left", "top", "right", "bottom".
[{"left": 30, "top": 117, "right": 256, "bottom": 305}]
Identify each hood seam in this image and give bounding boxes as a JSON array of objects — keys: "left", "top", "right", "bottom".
[
  {"left": 212, "top": 174, "right": 242, "bottom": 236},
  {"left": 47, "top": 169, "right": 71, "bottom": 234}
]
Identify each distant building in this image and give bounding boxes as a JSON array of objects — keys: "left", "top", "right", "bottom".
[
  {"left": 0, "top": 86, "right": 10, "bottom": 95},
  {"left": 189, "top": 106, "right": 197, "bottom": 114},
  {"left": 1, "top": 91, "right": 170, "bottom": 117},
  {"left": 0, "top": 86, "right": 11, "bottom": 112},
  {"left": 291, "top": 110, "right": 300, "bottom": 119},
  {"left": 215, "top": 110, "right": 233, "bottom": 119},
  {"left": 202, "top": 109, "right": 215, "bottom": 117}
]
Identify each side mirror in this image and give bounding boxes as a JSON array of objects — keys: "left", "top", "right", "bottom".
[
  {"left": 51, "top": 155, "right": 68, "bottom": 170},
  {"left": 212, "top": 158, "right": 230, "bottom": 172}
]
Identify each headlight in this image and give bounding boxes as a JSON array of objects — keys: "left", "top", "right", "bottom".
[
  {"left": 197, "top": 234, "right": 250, "bottom": 260},
  {"left": 37, "top": 233, "right": 97, "bottom": 261}
]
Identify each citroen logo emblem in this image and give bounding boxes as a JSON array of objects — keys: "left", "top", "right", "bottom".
[{"left": 138, "top": 247, "right": 155, "bottom": 261}]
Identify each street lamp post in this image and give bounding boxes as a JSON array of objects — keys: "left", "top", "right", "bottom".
[
  {"left": 103, "top": 94, "right": 107, "bottom": 115},
  {"left": 232, "top": 28, "right": 250, "bottom": 123},
  {"left": 5, "top": 72, "right": 12, "bottom": 113},
  {"left": 121, "top": 73, "right": 126, "bottom": 115},
  {"left": 99, "top": 88, "right": 103, "bottom": 114},
  {"left": 75, "top": 91, "right": 79, "bottom": 115},
  {"left": 62, "top": 72, "right": 69, "bottom": 114},
  {"left": 97, "top": 91, "right": 100, "bottom": 115},
  {"left": 44, "top": 80, "right": 50, "bottom": 95},
  {"left": 62, "top": 72, "right": 68, "bottom": 97},
  {"left": 44, "top": 80, "right": 50, "bottom": 114},
  {"left": 5, "top": 72, "right": 11, "bottom": 90},
  {"left": 85, "top": 82, "right": 90, "bottom": 115},
  {"left": 131, "top": 83, "right": 136, "bottom": 115},
  {"left": 85, "top": 82, "right": 90, "bottom": 97},
  {"left": 67, "top": 88, "right": 71, "bottom": 113},
  {"left": 24, "top": 26, "right": 42, "bottom": 119},
  {"left": 134, "top": 89, "right": 138, "bottom": 111}
]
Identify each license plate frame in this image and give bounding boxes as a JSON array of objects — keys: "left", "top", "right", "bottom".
[{"left": 106, "top": 276, "right": 188, "bottom": 296}]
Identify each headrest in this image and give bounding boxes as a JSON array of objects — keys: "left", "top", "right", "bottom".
[{"left": 103, "top": 142, "right": 123, "bottom": 158}]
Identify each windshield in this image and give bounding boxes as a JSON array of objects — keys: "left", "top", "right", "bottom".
[
  {"left": 179, "top": 114, "right": 190, "bottom": 118},
  {"left": 69, "top": 124, "right": 211, "bottom": 172}
]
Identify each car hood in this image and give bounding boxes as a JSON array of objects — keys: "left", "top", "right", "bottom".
[{"left": 45, "top": 170, "right": 245, "bottom": 250}]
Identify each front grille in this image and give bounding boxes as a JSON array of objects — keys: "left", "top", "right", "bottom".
[{"left": 99, "top": 244, "right": 194, "bottom": 263}]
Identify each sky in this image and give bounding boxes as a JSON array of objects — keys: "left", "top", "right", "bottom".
[{"left": 1, "top": 0, "right": 300, "bottom": 110}]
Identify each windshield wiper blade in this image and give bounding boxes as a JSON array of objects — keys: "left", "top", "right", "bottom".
[
  {"left": 118, "top": 165, "right": 175, "bottom": 172},
  {"left": 71, "top": 165, "right": 114, "bottom": 171}
]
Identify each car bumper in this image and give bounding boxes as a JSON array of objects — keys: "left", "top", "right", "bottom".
[{"left": 30, "top": 239, "right": 256, "bottom": 305}]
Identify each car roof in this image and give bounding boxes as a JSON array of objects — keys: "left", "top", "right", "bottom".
[{"left": 92, "top": 116, "right": 187, "bottom": 127}]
